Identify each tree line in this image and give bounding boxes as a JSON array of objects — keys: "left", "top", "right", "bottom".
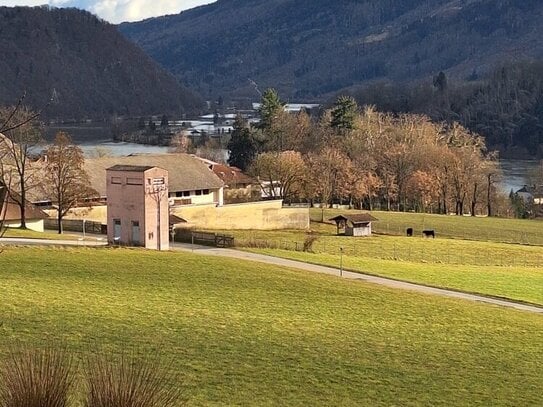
[{"left": 228, "top": 89, "right": 505, "bottom": 217}]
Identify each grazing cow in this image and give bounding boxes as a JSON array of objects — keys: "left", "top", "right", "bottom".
[{"left": 422, "top": 230, "right": 435, "bottom": 238}]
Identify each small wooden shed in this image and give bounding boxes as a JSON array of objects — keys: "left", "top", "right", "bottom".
[{"left": 329, "top": 213, "right": 378, "bottom": 237}]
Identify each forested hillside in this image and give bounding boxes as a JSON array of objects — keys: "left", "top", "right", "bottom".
[
  {"left": 0, "top": 6, "right": 202, "bottom": 120},
  {"left": 120, "top": 0, "right": 543, "bottom": 101},
  {"left": 351, "top": 62, "right": 543, "bottom": 158}
]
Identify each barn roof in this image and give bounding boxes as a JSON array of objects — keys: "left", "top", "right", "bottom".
[
  {"left": 329, "top": 213, "right": 378, "bottom": 224},
  {"left": 85, "top": 154, "right": 224, "bottom": 196},
  {"left": 0, "top": 184, "right": 48, "bottom": 221}
]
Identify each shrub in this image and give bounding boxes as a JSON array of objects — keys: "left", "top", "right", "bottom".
[
  {"left": 0, "top": 346, "right": 75, "bottom": 407},
  {"left": 83, "top": 352, "right": 184, "bottom": 407},
  {"left": 303, "top": 232, "right": 319, "bottom": 252}
]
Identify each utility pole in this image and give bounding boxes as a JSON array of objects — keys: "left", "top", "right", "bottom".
[{"left": 340, "top": 247, "right": 344, "bottom": 277}]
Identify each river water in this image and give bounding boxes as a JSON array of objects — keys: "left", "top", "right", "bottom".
[
  {"left": 499, "top": 159, "right": 540, "bottom": 193},
  {"left": 76, "top": 139, "right": 536, "bottom": 193},
  {"left": 46, "top": 120, "right": 536, "bottom": 195},
  {"left": 78, "top": 140, "right": 169, "bottom": 157}
]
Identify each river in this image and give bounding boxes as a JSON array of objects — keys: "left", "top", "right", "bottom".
[
  {"left": 44, "top": 124, "right": 539, "bottom": 194},
  {"left": 499, "top": 159, "right": 540, "bottom": 193},
  {"left": 76, "top": 140, "right": 536, "bottom": 193}
]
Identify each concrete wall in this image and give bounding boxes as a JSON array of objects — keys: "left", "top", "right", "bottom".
[
  {"left": 49, "top": 200, "right": 309, "bottom": 231},
  {"left": 172, "top": 200, "right": 309, "bottom": 230},
  {"left": 4, "top": 219, "right": 44, "bottom": 232},
  {"left": 45, "top": 205, "right": 107, "bottom": 223}
]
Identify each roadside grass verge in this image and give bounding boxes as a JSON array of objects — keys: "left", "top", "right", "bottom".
[
  {"left": 0, "top": 247, "right": 542, "bottom": 406},
  {"left": 210, "top": 223, "right": 543, "bottom": 303},
  {"left": 1, "top": 228, "right": 84, "bottom": 240},
  {"left": 247, "top": 248, "right": 543, "bottom": 305}
]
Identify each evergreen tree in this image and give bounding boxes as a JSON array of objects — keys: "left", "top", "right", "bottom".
[
  {"left": 160, "top": 114, "right": 169, "bottom": 127},
  {"left": 227, "top": 115, "right": 257, "bottom": 171},
  {"left": 330, "top": 96, "right": 358, "bottom": 131},
  {"left": 258, "top": 88, "right": 285, "bottom": 129}
]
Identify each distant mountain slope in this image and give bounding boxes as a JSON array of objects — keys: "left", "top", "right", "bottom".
[
  {"left": 0, "top": 6, "right": 202, "bottom": 119},
  {"left": 120, "top": 0, "right": 543, "bottom": 100}
]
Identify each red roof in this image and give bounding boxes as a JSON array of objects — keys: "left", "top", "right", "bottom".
[{"left": 210, "top": 163, "right": 255, "bottom": 187}]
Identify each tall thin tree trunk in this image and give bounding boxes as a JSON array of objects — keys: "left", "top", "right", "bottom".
[
  {"left": 471, "top": 182, "right": 478, "bottom": 216},
  {"left": 57, "top": 209, "right": 63, "bottom": 234},
  {"left": 19, "top": 190, "right": 26, "bottom": 229},
  {"left": 487, "top": 174, "right": 493, "bottom": 217}
]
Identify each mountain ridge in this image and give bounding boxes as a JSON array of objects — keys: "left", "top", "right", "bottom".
[
  {"left": 0, "top": 6, "right": 203, "bottom": 120},
  {"left": 120, "top": 0, "right": 543, "bottom": 100}
]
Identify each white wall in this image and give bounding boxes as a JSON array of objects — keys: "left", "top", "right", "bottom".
[{"left": 4, "top": 219, "right": 44, "bottom": 232}]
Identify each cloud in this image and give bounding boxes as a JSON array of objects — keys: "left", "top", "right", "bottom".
[
  {"left": 0, "top": 1, "right": 215, "bottom": 23},
  {"left": 0, "top": 1, "right": 47, "bottom": 5}
]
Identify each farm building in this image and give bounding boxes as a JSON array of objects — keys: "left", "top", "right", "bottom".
[
  {"left": 84, "top": 153, "right": 225, "bottom": 207},
  {"left": 0, "top": 183, "right": 48, "bottom": 232},
  {"left": 106, "top": 165, "right": 170, "bottom": 250},
  {"left": 329, "top": 214, "right": 378, "bottom": 237}
]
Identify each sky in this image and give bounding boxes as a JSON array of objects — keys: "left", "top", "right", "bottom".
[{"left": 0, "top": 0, "right": 216, "bottom": 23}]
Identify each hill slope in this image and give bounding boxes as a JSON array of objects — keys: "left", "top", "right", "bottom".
[
  {"left": 120, "top": 0, "right": 543, "bottom": 100},
  {"left": 0, "top": 6, "right": 202, "bottom": 119}
]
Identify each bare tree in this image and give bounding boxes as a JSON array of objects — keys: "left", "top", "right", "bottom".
[
  {"left": 0, "top": 182, "right": 8, "bottom": 239},
  {"left": 0, "top": 105, "right": 43, "bottom": 229},
  {"left": 249, "top": 151, "right": 307, "bottom": 201},
  {"left": 42, "top": 132, "right": 96, "bottom": 234},
  {"left": 306, "top": 146, "right": 353, "bottom": 221}
]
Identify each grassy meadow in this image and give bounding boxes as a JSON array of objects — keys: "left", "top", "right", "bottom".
[
  {"left": 1, "top": 227, "right": 82, "bottom": 240},
  {"left": 0, "top": 247, "right": 542, "bottom": 406},
  {"left": 315, "top": 209, "right": 543, "bottom": 245},
  {"left": 206, "top": 209, "right": 543, "bottom": 305}
]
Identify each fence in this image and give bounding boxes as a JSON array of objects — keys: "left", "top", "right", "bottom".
[
  {"left": 233, "top": 236, "right": 543, "bottom": 268},
  {"left": 174, "top": 229, "right": 235, "bottom": 248},
  {"left": 373, "top": 223, "right": 542, "bottom": 246},
  {"left": 44, "top": 219, "right": 106, "bottom": 235}
]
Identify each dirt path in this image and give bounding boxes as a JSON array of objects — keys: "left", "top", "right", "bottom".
[{"left": 173, "top": 242, "right": 543, "bottom": 314}]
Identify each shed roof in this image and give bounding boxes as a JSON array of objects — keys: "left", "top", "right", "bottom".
[
  {"left": 85, "top": 154, "right": 224, "bottom": 197},
  {"left": 169, "top": 214, "right": 187, "bottom": 225},
  {"left": 329, "top": 213, "right": 379, "bottom": 224}
]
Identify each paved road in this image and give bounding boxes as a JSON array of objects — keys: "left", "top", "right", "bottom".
[
  {"left": 173, "top": 242, "right": 543, "bottom": 315},
  {"left": 0, "top": 237, "right": 107, "bottom": 247},
  {"left": 2, "top": 237, "right": 541, "bottom": 314}
]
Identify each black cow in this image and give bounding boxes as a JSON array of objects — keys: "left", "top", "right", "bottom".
[{"left": 422, "top": 230, "right": 435, "bottom": 238}]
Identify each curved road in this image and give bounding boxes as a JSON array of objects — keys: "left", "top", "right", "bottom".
[
  {"left": 1, "top": 237, "right": 541, "bottom": 314},
  {"left": 172, "top": 243, "right": 543, "bottom": 315}
]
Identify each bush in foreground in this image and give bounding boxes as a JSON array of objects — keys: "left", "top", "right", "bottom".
[
  {"left": 0, "top": 346, "right": 75, "bottom": 407},
  {"left": 84, "top": 352, "right": 184, "bottom": 407}
]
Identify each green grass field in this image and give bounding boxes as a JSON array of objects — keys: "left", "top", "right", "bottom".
[
  {"left": 1, "top": 247, "right": 542, "bottom": 406},
  {"left": 249, "top": 248, "right": 543, "bottom": 305},
  {"left": 313, "top": 208, "right": 543, "bottom": 245},
  {"left": 1, "top": 227, "right": 81, "bottom": 240},
  {"left": 207, "top": 210, "right": 543, "bottom": 304}
]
